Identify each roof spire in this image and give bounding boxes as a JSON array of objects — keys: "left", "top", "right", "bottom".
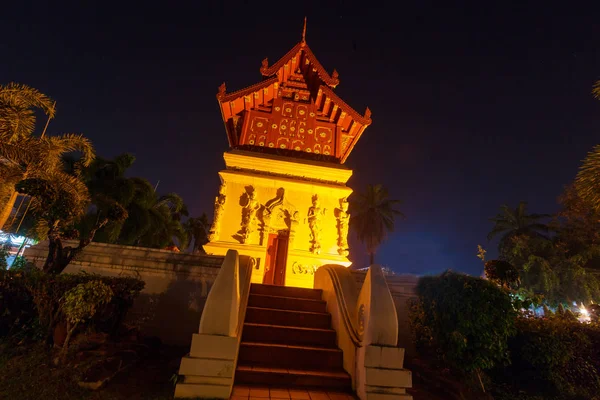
[{"left": 301, "top": 17, "right": 307, "bottom": 43}]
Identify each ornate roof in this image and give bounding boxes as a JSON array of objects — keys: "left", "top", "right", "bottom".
[{"left": 216, "top": 20, "right": 371, "bottom": 164}]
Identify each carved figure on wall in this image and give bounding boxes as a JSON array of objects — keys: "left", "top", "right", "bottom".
[
  {"left": 307, "top": 194, "right": 326, "bottom": 254},
  {"left": 241, "top": 189, "right": 260, "bottom": 244},
  {"left": 208, "top": 183, "right": 227, "bottom": 241},
  {"left": 334, "top": 197, "right": 350, "bottom": 256}
]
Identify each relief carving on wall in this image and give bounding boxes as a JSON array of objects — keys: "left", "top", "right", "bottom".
[
  {"left": 208, "top": 183, "right": 227, "bottom": 242},
  {"left": 237, "top": 187, "right": 260, "bottom": 244},
  {"left": 334, "top": 197, "right": 350, "bottom": 256},
  {"left": 292, "top": 262, "right": 318, "bottom": 275},
  {"left": 307, "top": 194, "right": 326, "bottom": 254},
  {"left": 260, "top": 188, "right": 298, "bottom": 245}
]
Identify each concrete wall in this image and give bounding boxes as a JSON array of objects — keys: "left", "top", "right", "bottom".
[
  {"left": 24, "top": 241, "right": 224, "bottom": 346},
  {"left": 23, "top": 242, "right": 419, "bottom": 352},
  {"left": 352, "top": 271, "right": 418, "bottom": 359}
]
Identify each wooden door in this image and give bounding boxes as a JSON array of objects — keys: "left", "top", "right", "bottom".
[
  {"left": 262, "top": 234, "right": 278, "bottom": 285},
  {"left": 262, "top": 231, "right": 289, "bottom": 286},
  {"left": 273, "top": 232, "right": 289, "bottom": 286}
]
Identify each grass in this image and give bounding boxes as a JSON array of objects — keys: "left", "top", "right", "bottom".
[{"left": 0, "top": 339, "right": 184, "bottom": 400}]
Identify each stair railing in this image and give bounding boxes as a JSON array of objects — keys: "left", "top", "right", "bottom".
[
  {"left": 315, "top": 264, "right": 413, "bottom": 400},
  {"left": 175, "top": 249, "right": 254, "bottom": 399}
]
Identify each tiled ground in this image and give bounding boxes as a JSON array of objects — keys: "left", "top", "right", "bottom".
[{"left": 230, "top": 386, "right": 356, "bottom": 400}]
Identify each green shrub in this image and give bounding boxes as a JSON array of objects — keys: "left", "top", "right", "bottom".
[
  {"left": 0, "top": 268, "right": 144, "bottom": 342},
  {"left": 0, "top": 267, "right": 37, "bottom": 337},
  {"left": 410, "top": 271, "right": 517, "bottom": 379},
  {"left": 61, "top": 280, "right": 113, "bottom": 360},
  {"left": 495, "top": 316, "right": 600, "bottom": 399}
]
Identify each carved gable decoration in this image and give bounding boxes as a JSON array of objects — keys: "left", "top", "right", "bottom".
[{"left": 216, "top": 25, "right": 372, "bottom": 164}]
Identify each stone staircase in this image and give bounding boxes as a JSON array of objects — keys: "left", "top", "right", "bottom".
[{"left": 235, "top": 284, "right": 353, "bottom": 392}]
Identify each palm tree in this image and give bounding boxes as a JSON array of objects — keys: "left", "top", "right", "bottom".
[
  {"left": 0, "top": 83, "right": 94, "bottom": 229},
  {"left": 575, "top": 144, "right": 600, "bottom": 213},
  {"left": 184, "top": 214, "right": 210, "bottom": 254},
  {"left": 0, "top": 133, "right": 94, "bottom": 229},
  {"left": 487, "top": 202, "right": 550, "bottom": 251},
  {"left": 350, "top": 184, "right": 404, "bottom": 265},
  {"left": 0, "top": 82, "right": 55, "bottom": 141}
]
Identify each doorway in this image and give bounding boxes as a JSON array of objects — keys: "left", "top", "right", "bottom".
[{"left": 262, "top": 231, "right": 289, "bottom": 286}]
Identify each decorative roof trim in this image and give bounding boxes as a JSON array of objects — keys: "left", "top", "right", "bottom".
[
  {"left": 216, "top": 76, "right": 279, "bottom": 103},
  {"left": 260, "top": 42, "right": 340, "bottom": 87},
  {"left": 319, "top": 85, "right": 372, "bottom": 126}
]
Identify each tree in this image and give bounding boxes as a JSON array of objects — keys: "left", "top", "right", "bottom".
[
  {"left": 484, "top": 259, "right": 520, "bottom": 289},
  {"left": 184, "top": 214, "right": 210, "bottom": 254},
  {"left": 61, "top": 280, "right": 113, "bottom": 361},
  {"left": 410, "top": 271, "right": 517, "bottom": 392},
  {"left": 0, "top": 133, "right": 94, "bottom": 230},
  {"left": 0, "top": 82, "right": 57, "bottom": 228},
  {"left": 350, "top": 184, "right": 404, "bottom": 265},
  {"left": 487, "top": 202, "right": 550, "bottom": 255},
  {"left": 15, "top": 174, "right": 126, "bottom": 274},
  {"left": 71, "top": 154, "right": 189, "bottom": 251},
  {"left": 575, "top": 144, "right": 600, "bottom": 215}
]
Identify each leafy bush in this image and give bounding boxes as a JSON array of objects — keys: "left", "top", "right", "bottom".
[
  {"left": 493, "top": 316, "right": 600, "bottom": 399},
  {"left": 0, "top": 267, "right": 37, "bottom": 337},
  {"left": 0, "top": 267, "right": 144, "bottom": 342},
  {"left": 410, "top": 271, "right": 517, "bottom": 379},
  {"left": 61, "top": 280, "right": 113, "bottom": 360}
]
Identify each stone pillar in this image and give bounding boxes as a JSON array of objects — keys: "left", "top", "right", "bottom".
[
  {"left": 356, "top": 265, "right": 413, "bottom": 400},
  {"left": 175, "top": 250, "right": 246, "bottom": 399}
]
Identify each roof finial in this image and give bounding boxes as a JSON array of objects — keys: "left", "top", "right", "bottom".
[{"left": 301, "top": 17, "right": 307, "bottom": 43}]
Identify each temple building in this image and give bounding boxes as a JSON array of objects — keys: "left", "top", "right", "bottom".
[{"left": 203, "top": 20, "right": 372, "bottom": 288}]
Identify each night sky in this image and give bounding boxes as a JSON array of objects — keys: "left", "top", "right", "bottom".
[{"left": 2, "top": 2, "right": 600, "bottom": 276}]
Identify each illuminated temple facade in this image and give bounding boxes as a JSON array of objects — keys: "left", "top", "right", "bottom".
[{"left": 204, "top": 23, "right": 372, "bottom": 288}]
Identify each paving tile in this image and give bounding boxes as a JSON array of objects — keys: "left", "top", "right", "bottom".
[
  {"left": 233, "top": 386, "right": 251, "bottom": 396},
  {"left": 308, "top": 392, "right": 330, "bottom": 400},
  {"left": 326, "top": 393, "right": 349, "bottom": 400},
  {"left": 289, "top": 390, "right": 310, "bottom": 399},
  {"left": 270, "top": 388, "right": 291, "bottom": 399},
  {"left": 249, "top": 388, "right": 271, "bottom": 398},
  {"left": 231, "top": 396, "right": 249, "bottom": 400}
]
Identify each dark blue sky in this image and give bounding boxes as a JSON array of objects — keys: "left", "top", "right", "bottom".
[{"left": 2, "top": 2, "right": 600, "bottom": 276}]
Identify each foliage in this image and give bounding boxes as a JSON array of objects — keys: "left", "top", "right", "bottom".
[
  {"left": 501, "top": 233, "right": 600, "bottom": 305},
  {"left": 576, "top": 144, "right": 600, "bottom": 214},
  {"left": 484, "top": 260, "right": 520, "bottom": 289},
  {"left": 75, "top": 154, "right": 190, "bottom": 250},
  {"left": 350, "top": 184, "right": 404, "bottom": 264},
  {"left": 410, "top": 271, "right": 517, "bottom": 377},
  {"left": 488, "top": 201, "right": 550, "bottom": 256},
  {"left": 15, "top": 175, "right": 127, "bottom": 274},
  {"left": 0, "top": 244, "right": 9, "bottom": 270},
  {"left": 60, "top": 280, "right": 113, "bottom": 359},
  {"left": 0, "top": 267, "right": 37, "bottom": 338},
  {"left": 183, "top": 214, "right": 210, "bottom": 253},
  {"left": 63, "top": 281, "right": 113, "bottom": 325},
  {"left": 0, "top": 82, "right": 55, "bottom": 141},
  {"left": 0, "top": 268, "right": 144, "bottom": 343},
  {"left": 492, "top": 316, "right": 600, "bottom": 399}
]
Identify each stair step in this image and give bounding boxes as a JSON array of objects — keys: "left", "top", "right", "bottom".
[
  {"left": 242, "top": 323, "right": 337, "bottom": 348},
  {"left": 235, "top": 365, "right": 352, "bottom": 391},
  {"left": 245, "top": 307, "right": 331, "bottom": 329},
  {"left": 238, "top": 342, "right": 343, "bottom": 370},
  {"left": 248, "top": 293, "right": 328, "bottom": 313},
  {"left": 251, "top": 284, "right": 323, "bottom": 300}
]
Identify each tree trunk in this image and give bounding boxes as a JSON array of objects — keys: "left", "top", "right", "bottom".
[
  {"left": 369, "top": 252, "right": 375, "bottom": 266},
  {"left": 43, "top": 217, "right": 109, "bottom": 275},
  {"left": 0, "top": 190, "right": 18, "bottom": 230},
  {"left": 60, "top": 321, "right": 78, "bottom": 363}
]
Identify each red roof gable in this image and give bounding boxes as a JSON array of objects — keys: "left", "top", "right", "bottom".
[{"left": 216, "top": 21, "right": 371, "bottom": 164}]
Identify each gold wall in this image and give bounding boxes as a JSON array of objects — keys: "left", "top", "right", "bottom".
[{"left": 204, "top": 150, "right": 353, "bottom": 288}]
